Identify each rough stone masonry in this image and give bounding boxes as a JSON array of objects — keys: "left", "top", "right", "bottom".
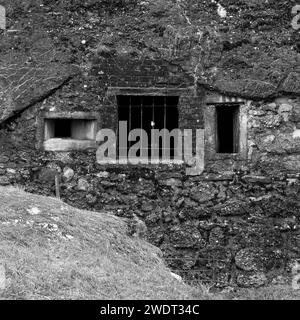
[{"left": 0, "top": 0, "right": 299, "bottom": 288}]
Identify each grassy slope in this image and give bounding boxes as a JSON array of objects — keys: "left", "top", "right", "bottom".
[{"left": 0, "top": 186, "right": 212, "bottom": 300}]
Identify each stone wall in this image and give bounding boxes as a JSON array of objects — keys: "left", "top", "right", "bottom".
[{"left": 0, "top": 78, "right": 299, "bottom": 287}]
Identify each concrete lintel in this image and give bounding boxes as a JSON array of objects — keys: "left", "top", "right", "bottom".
[
  {"left": 42, "top": 111, "right": 99, "bottom": 120},
  {"left": 107, "top": 86, "right": 193, "bottom": 97},
  {"left": 205, "top": 91, "right": 247, "bottom": 105}
]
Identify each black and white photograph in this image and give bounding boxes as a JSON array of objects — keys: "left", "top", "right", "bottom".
[{"left": 0, "top": 0, "right": 299, "bottom": 307}]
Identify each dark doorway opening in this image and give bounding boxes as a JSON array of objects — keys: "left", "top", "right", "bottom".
[{"left": 216, "top": 105, "right": 239, "bottom": 153}]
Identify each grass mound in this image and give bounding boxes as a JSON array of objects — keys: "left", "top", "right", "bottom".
[{"left": 0, "top": 186, "right": 211, "bottom": 300}]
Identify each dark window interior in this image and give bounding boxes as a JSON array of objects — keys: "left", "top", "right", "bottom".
[
  {"left": 118, "top": 96, "right": 179, "bottom": 159},
  {"left": 54, "top": 119, "right": 72, "bottom": 138},
  {"left": 216, "top": 105, "right": 239, "bottom": 153},
  {"left": 44, "top": 118, "right": 96, "bottom": 140}
]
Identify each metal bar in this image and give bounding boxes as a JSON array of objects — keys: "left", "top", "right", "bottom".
[
  {"left": 163, "top": 96, "right": 167, "bottom": 159},
  {"left": 152, "top": 96, "right": 155, "bottom": 127},
  {"left": 141, "top": 96, "right": 143, "bottom": 155},
  {"left": 129, "top": 96, "right": 132, "bottom": 132},
  {"left": 164, "top": 96, "right": 167, "bottom": 129}
]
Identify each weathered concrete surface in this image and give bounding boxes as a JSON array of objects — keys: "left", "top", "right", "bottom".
[
  {"left": 0, "top": 62, "right": 78, "bottom": 123},
  {"left": 0, "top": 0, "right": 299, "bottom": 127}
]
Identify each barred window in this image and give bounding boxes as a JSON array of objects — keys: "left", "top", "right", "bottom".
[{"left": 117, "top": 95, "right": 179, "bottom": 159}]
